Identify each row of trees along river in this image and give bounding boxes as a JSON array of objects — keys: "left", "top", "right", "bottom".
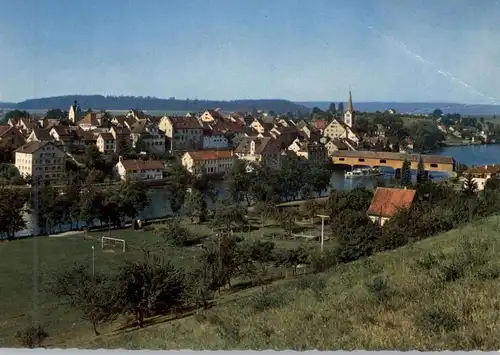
[{"left": 1, "top": 142, "right": 498, "bottom": 239}]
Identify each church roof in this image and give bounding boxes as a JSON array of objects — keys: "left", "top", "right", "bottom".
[{"left": 347, "top": 89, "right": 354, "bottom": 113}]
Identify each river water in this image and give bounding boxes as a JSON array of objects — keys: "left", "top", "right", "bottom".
[{"left": 17, "top": 144, "right": 500, "bottom": 237}]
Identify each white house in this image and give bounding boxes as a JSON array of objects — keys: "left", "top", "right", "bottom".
[
  {"left": 114, "top": 157, "right": 164, "bottom": 181},
  {"left": 462, "top": 164, "right": 500, "bottom": 191}
]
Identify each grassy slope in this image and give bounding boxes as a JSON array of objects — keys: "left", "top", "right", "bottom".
[
  {"left": 81, "top": 216, "right": 500, "bottom": 350},
  {"left": 0, "top": 218, "right": 330, "bottom": 347}
]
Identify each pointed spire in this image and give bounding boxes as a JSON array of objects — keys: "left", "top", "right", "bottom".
[{"left": 347, "top": 88, "right": 353, "bottom": 113}]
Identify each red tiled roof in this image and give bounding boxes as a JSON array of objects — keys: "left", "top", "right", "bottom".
[
  {"left": 186, "top": 150, "right": 234, "bottom": 161},
  {"left": 0, "top": 125, "right": 11, "bottom": 136},
  {"left": 31, "top": 128, "right": 52, "bottom": 141},
  {"left": 99, "top": 132, "right": 115, "bottom": 140},
  {"left": 171, "top": 116, "right": 202, "bottom": 130},
  {"left": 367, "top": 187, "right": 416, "bottom": 218},
  {"left": 465, "top": 164, "right": 500, "bottom": 175},
  {"left": 119, "top": 159, "right": 164, "bottom": 171},
  {"left": 79, "top": 113, "right": 98, "bottom": 125}
]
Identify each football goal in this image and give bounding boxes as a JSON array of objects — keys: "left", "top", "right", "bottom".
[{"left": 101, "top": 236, "right": 126, "bottom": 252}]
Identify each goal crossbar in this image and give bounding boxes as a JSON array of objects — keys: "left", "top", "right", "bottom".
[{"left": 101, "top": 237, "right": 126, "bottom": 252}]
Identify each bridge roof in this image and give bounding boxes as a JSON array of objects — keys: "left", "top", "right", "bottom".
[{"left": 332, "top": 151, "right": 454, "bottom": 165}]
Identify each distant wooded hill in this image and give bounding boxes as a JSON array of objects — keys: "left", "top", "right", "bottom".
[
  {"left": 3, "top": 95, "right": 310, "bottom": 113},
  {"left": 298, "top": 101, "right": 500, "bottom": 116}
]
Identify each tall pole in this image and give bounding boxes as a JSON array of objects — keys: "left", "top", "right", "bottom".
[
  {"left": 317, "top": 214, "right": 330, "bottom": 253},
  {"left": 92, "top": 246, "right": 95, "bottom": 277},
  {"left": 32, "top": 178, "right": 41, "bottom": 337}
]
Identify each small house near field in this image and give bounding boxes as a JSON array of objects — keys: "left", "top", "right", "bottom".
[{"left": 367, "top": 187, "right": 416, "bottom": 226}]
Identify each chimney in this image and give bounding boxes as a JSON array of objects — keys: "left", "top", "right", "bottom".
[{"left": 119, "top": 156, "right": 123, "bottom": 162}]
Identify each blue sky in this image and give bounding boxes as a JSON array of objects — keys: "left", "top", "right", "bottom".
[{"left": 1, "top": 0, "right": 500, "bottom": 104}]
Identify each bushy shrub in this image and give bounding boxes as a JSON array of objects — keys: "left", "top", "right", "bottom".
[
  {"left": 365, "top": 276, "right": 392, "bottom": 302},
  {"left": 250, "top": 288, "right": 290, "bottom": 312},
  {"left": 416, "top": 307, "right": 461, "bottom": 333},
  {"left": 15, "top": 325, "right": 48, "bottom": 348},
  {"left": 414, "top": 252, "right": 445, "bottom": 271}
]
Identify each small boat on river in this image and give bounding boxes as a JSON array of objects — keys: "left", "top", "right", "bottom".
[{"left": 345, "top": 167, "right": 383, "bottom": 178}]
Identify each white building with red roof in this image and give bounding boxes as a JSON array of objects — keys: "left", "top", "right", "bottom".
[
  {"left": 181, "top": 149, "right": 235, "bottom": 175},
  {"left": 114, "top": 157, "right": 164, "bottom": 181}
]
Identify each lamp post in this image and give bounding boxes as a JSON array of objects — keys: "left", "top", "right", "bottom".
[
  {"left": 317, "top": 214, "right": 330, "bottom": 253},
  {"left": 91, "top": 246, "right": 95, "bottom": 277}
]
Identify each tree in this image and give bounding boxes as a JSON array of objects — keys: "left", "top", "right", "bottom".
[
  {"left": 164, "top": 160, "right": 188, "bottom": 215},
  {"left": 304, "top": 160, "right": 332, "bottom": 197},
  {"left": 210, "top": 197, "right": 247, "bottom": 231},
  {"left": 276, "top": 157, "right": 304, "bottom": 201},
  {"left": 112, "top": 255, "right": 185, "bottom": 327},
  {"left": 82, "top": 146, "right": 110, "bottom": 178},
  {"left": 183, "top": 189, "right": 207, "bottom": 223},
  {"left": 328, "top": 103, "right": 337, "bottom": 113},
  {"left": 406, "top": 120, "right": 445, "bottom": 152},
  {"left": 5, "top": 110, "right": 30, "bottom": 121},
  {"left": 461, "top": 173, "right": 478, "bottom": 196},
  {"left": 79, "top": 183, "right": 102, "bottom": 228},
  {"left": 275, "top": 208, "right": 296, "bottom": 237},
  {"left": 183, "top": 267, "right": 215, "bottom": 309},
  {"left": 416, "top": 156, "right": 427, "bottom": 185},
  {"left": 0, "top": 164, "right": 26, "bottom": 185},
  {"left": 45, "top": 109, "right": 67, "bottom": 120},
  {"left": 248, "top": 164, "right": 280, "bottom": 204},
  {"left": 310, "top": 107, "right": 324, "bottom": 116},
  {"left": 154, "top": 218, "right": 195, "bottom": 247},
  {"left": 115, "top": 179, "right": 151, "bottom": 221},
  {"left": 38, "top": 185, "right": 66, "bottom": 234},
  {"left": 50, "top": 265, "right": 116, "bottom": 336},
  {"left": 484, "top": 177, "right": 500, "bottom": 191},
  {"left": 432, "top": 109, "right": 443, "bottom": 118},
  {"left": 225, "top": 159, "right": 252, "bottom": 205},
  {"left": 335, "top": 216, "right": 381, "bottom": 263},
  {"left": 0, "top": 187, "right": 27, "bottom": 240},
  {"left": 238, "top": 240, "right": 276, "bottom": 287},
  {"left": 400, "top": 158, "right": 412, "bottom": 187},
  {"left": 252, "top": 201, "right": 277, "bottom": 227},
  {"left": 337, "top": 102, "right": 344, "bottom": 114}
]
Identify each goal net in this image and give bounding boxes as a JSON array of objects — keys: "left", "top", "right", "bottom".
[{"left": 101, "top": 236, "right": 126, "bottom": 252}]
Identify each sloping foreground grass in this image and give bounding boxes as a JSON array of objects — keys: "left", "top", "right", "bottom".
[
  {"left": 83, "top": 216, "right": 500, "bottom": 350},
  {"left": 0, "top": 219, "right": 328, "bottom": 347}
]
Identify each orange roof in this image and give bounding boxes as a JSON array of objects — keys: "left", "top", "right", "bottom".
[
  {"left": 187, "top": 150, "right": 234, "bottom": 161},
  {"left": 465, "top": 164, "right": 500, "bottom": 175},
  {"left": 367, "top": 187, "right": 416, "bottom": 218},
  {"left": 119, "top": 159, "right": 164, "bottom": 171},
  {"left": 79, "top": 112, "right": 99, "bottom": 125}
]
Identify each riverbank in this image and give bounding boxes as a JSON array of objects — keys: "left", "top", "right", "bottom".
[{"left": 441, "top": 140, "right": 484, "bottom": 147}]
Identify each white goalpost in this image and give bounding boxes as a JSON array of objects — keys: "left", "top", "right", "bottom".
[{"left": 101, "top": 236, "right": 126, "bottom": 252}]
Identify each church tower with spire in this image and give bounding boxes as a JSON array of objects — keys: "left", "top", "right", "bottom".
[{"left": 344, "top": 89, "right": 354, "bottom": 128}]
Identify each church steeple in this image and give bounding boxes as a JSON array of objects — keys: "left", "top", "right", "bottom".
[
  {"left": 344, "top": 89, "right": 354, "bottom": 128},
  {"left": 347, "top": 89, "right": 353, "bottom": 113}
]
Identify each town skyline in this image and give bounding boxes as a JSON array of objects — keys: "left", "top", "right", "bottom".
[{"left": 1, "top": 0, "right": 500, "bottom": 104}]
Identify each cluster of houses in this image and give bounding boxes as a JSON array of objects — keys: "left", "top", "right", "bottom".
[
  {"left": 2, "top": 91, "right": 400, "bottom": 184},
  {"left": 436, "top": 120, "right": 495, "bottom": 143}
]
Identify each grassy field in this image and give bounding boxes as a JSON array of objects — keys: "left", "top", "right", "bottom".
[
  {"left": 0, "top": 217, "right": 331, "bottom": 347},
  {"left": 66, "top": 215, "right": 500, "bottom": 350}
]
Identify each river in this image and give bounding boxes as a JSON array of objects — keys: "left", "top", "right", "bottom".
[{"left": 16, "top": 144, "right": 500, "bottom": 237}]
